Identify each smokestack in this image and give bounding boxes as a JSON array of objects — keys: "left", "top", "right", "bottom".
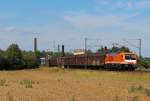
[
  {"left": 62, "top": 45, "right": 65, "bottom": 57},
  {"left": 34, "top": 38, "right": 37, "bottom": 52},
  {"left": 104, "top": 46, "right": 107, "bottom": 51}
]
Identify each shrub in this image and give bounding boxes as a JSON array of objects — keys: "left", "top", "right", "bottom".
[
  {"left": 20, "top": 79, "right": 39, "bottom": 88},
  {"left": 128, "top": 85, "right": 150, "bottom": 97},
  {"left": 23, "top": 51, "right": 40, "bottom": 69},
  {"left": 0, "top": 57, "right": 9, "bottom": 70},
  {"left": 26, "top": 60, "right": 39, "bottom": 69},
  {"left": 20, "top": 79, "right": 34, "bottom": 88},
  {"left": 140, "top": 58, "right": 150, "bottom": 69},
  {"left": 0, "top": 79, "right": 7, "bottom": 86},
  {"left": 131, "top": 96, "right": 139, "bottom": 101},
  {"left": 145, "top": 88, "right": 150, "bottom": 96}
]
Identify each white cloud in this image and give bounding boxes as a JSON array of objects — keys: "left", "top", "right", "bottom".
[
  {"left": 64, "top": 12, "right": 150, "bottom": 41},
  {"left": 5, "top": 27, "right": 17, "bottom": 32},
  {"left": 64, "top": 14, "right": 119, "bottom": 29},
  {"left": 64, "top": 12, "right": 140, "bottom": 29}
]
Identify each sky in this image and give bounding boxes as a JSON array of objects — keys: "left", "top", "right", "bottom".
[{"left": 0, "top": 0, "right": 150, "bottom": 57}]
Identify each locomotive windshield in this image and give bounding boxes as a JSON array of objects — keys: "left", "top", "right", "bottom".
[{"left": 125, "top": 54, "right": 136, "bottom": 60}]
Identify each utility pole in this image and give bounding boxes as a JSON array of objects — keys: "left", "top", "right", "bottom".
[
  {"left": 57, "top": 44, "right": 60, "bottom": 67},
  {"left": 138, "top": 38, "right": 142, "bottom": 59},
  {"left": 112, "top": 43, "right": 119, "bottom": 47},
  {"left": 123, "top": 38, "right": 142, "bottom": 59},
  {"left": 53, "top": 40, "right": 56, "bottom": 52},
  {"left": 58, "top": 45, "right": 60, "bottom": 53},
  {"left": 84, "top": 38, "right": 88, "bottom": 69},
  {"left": 85, "top": 38, "right": 88, "bottom": 53}
]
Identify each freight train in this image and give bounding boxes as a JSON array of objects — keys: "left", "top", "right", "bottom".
[{"left": 48, "top": 51, "right": 138, "bottom": 70}]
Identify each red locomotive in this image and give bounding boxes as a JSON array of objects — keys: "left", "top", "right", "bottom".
[{"left": 105, "top": 52, "right": 137, "bottom": 70}]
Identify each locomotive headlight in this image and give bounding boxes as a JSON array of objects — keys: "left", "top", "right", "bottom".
[{"left": 125, "top": 60, "right": 137, "bottom": 64}]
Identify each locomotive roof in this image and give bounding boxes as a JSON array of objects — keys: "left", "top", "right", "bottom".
[{"left": 106, "top": 52, "right": 136, "bottom": 55}]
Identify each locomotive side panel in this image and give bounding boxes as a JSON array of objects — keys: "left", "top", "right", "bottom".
[{"left": 105, "top": 53, "right": 124, "bottom": 64}]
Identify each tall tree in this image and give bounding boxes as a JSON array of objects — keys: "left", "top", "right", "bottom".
[{"left": 6, "top": 44, "right": 23, "bottom": 69}]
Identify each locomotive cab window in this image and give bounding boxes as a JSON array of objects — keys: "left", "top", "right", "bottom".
[{"left": 125, "top": 54, "right": 136, "bottom": 60}]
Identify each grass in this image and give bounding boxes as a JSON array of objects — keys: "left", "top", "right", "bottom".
[
  {"left": 38, "top": 67, "right": 150, "bottom": 82},
  {"left": 0, "top": 92, "right": 15, "bottom": 101},
  {"left": 0, "top": 96, "right": 2, "bottom": 101},
  {"left": 0, "top": 79, "right": 8, "bottom": 86},
  {"left": 38, "top": 66, "right": 65, "bottom": 73},
  {"left": 7, "top": 92, "right": 14, "bottom": 101},
  {"left": 68, "top": 96, "right": 76, "bottom": 101},
  {"left": 98, "top": 82, "right": 101, "bottom": 86},
  {"left": 20, "top": 79, "right": 39, "bottom": 88},
  {"left": 131, "top": 96, "right": 139, "bottom": 101},
  {"left": 113, "top": 96, "right": 120, "bottom": 101},
  {"left": 144, "top": 88, "right": 150, "bottom": 96},
  {"left": 0, "top": 67, "right": 149, "bottom": 101},
  {"left": 8, "top": 95, "right": 14, "bottom": 101},
  {"left": 128, "top": 85, "right": 150, "bottom": 96}
]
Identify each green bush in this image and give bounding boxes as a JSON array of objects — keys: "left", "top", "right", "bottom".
[
  {"left": 0, "top": 44, "right": 40, "bottom": 70},
  {"left": 23, "top": 51, "right": 40, "bottom": 69},
  {"left": 24, "top": 58, "right": 40, "bottom": 69},
  {"left": 20, "top": 79, "right": 39, "bottom": 88},
  {"left": 128, "top": 85, "right": 150, "bottom": 97},
  {"left": 0, "top": 56, "right": 9, "bottom": 70},
  {"left": 139, "top": 58, "right": 150, "bottom": 69},
  {"left": 0, "top": 79, "right": 7, "bottom": 86}
]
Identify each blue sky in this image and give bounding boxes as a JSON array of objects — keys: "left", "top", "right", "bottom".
[{"left": 0, "top": 0, "right": 150, "bottom": 57}]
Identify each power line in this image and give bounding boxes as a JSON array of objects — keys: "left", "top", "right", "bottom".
[
  {"left": 123, "top": 38, "right": 142, "bottom": 59},
  {"left": 123, "top": 39, "right": 139, "bottom": 48}
]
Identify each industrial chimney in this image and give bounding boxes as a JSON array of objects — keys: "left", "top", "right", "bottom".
[
  {"left": 34, "top": 37, "right": 37, "bottom": 52},
  {"left": 62, "top": 45, "right": 65, "bottom": 57}
]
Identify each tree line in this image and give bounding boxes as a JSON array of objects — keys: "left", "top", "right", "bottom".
[{"left": 0, "top": 44, "right": 40, "bottom": 70}]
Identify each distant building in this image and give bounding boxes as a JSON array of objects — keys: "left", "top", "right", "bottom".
[
  {"left": 40, "top": 57, "right": 46, "bottom": 65},
  {"left": 74, "top": 49, "right": 85, "bottom": 55}
]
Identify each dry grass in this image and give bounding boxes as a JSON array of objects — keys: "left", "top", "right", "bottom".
[{"left": 0, "top": 67, "right": 149, "bottom": 101}]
